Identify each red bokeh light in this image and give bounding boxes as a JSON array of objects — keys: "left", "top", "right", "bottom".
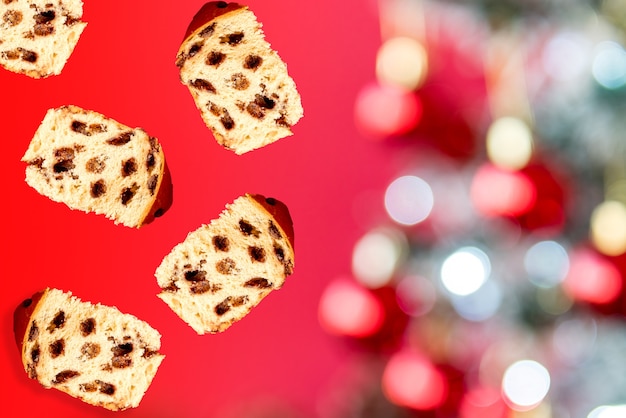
[
  {"left": 563, "top": 248, "right": 623, "bottom": 305},
  {"left": 470, "top": 163, "right": 537, "bottom": 217},
  {"left": 354, "top": 82, "right": 423, "bottom": 139},
  {"left": 460, "top": 385, "right": 508, "bottom": 418},
  {"left": 318, "top": 278, "right": 385, "bottom": 338},
  {"left": 382, "top": 350, "right": 448, "bottom": 410}
]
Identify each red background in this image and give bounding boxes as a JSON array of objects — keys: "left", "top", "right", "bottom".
[{"left": 0, "top": 1, "right": 389, "bottom": 416}]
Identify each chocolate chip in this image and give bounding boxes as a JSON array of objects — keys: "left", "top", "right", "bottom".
[
  {"left": 53, "top": 147, "right": 75, "bottom": 173},
  {"left": 243, "top": 54, "right": 263, "bottom": 70},
  {"left": 188, "top": 42, "right": 203, "bottom": 58},
  {"left": 86, "top": 157, "right": 106, "bottom": 173},
  {"left": 216, "top": 1, "right": 228, "bottom": 8},
  {"left": 206, "top": 50, "right": 226, "bottom": 66},
  {"left": 246, "top": 102, "right": 265, "bottom": 119},
  {"left": 70, "top": 120, "right": 87, "bottom": 134},
  {"left": 246, "top": 95, "right": 276, "bottom": 119},
  {"left": 142, "top": 348, "right": 159, "bottom": 359},
  {"left": 190, "top": 78, "right": 216, "bottom": 93},
  {"left": 65, "top": 15, "right": 81, "bottom": 26},
  {"left": 34, "top": 23, "right": 54, "bottom": 36},
  {"left": 190, "top": 280, "right": 221, "bottom": 295},
  {"left": 112, "top": 356, "right": 132, "bottom": 369},
  {"left": 220, "top": 111, "right": 235, "bottom": 130},
  {"left": 268, "top": 221, "right": 282, "bottom": 240},
  {"left": 232, "top": 296, "right": 248, "bottom": 307},
  {"left": 146, "top": 152, "right": 155, "bottom": 170},
  {"left": 27, "top": 157, "right": 44, "bottom": 169},
  {"left": 27, "top": 364, "right": 38, "bottom": 379},
  {"left": 34, "top": 10, "right": 55, "bottom": 24},
  {"left": 120, "top": 184, "right": 138, "bottom": 205},
  {"left": 80, "top": 318, "right": 96, "bottom": 336},
  {"left": 90, "top": 180, "right": 106, "bottom": 198},
  {"left": 19, "top": 48, "right": 37, "bottom": 62},
  {"left": 244, "top": 278, "right": 272, "bottom": 288},
  {"left": 266, "top": 197, "right": 277, "bottom": 205},
  {"left": 212, "top": 235, "right": 230, "bottom": 252},
  {"left": 3, "top": 10, "right": 22, "bottom": 26},
  {"left": 98, "top": 381, "right": 116, "bottom": 395},
  {"left": 239, "top": 219, "right": 260, "bottom": 237},
  {"left": 184, "top": 270, "right": 207, "bottom": 282},
  {"left": 215, "top": 297, "right": 232, "bottom": 315},
  {"left": 161, "top": 282, "right": 179, "bottom": 292},
  {"left": 1, "top": 49, "right": 19, "bottom": 60},
  {"left": 283, "top": 260, "right": 294, "bottom": 276},
  {"left": 49, "top": 339, "right": 65, "bottom": 358},
  {"left": 275, "top": 114, "right": 291, "bottom": 128},
  {"left": 207, "top": 103, "right": 220, "bottom": 117},
  {"left": 248, "top": 246, "right": 266, "bottom": 262},
  {"left": 28, "top": 321, "right": 39, "bottom": 342},
  {"left": 53, "top": 370, "right": 80, "bottom": 384},
  {"left": 112, "top": 342, "right": 133, "bottom": 356},
  {"left": 216, "top": 258, "right": 236, "bottom": 274},
  {"left": 30, "top": 345, "right": 40, "bottom": 364},
  {"left": 48, "top": 311, "right": 65, "bottom": 332},
  {"left": 220, "top": 32, "right": 244, "bottom": 45},
  {"left": 199, "top": 22, "right": 216, "bottom": 38},
  {"left": 147, "top": 174, "right": 158, "bottom": 196},
  {"left": 106, "top": 132, "right": 132, "bottom": 146},
  {"left": 255, "top": 94, "right": 276, "bottom": 110},
  {"left": 273, "top": 244, "right": 285, "bottom": 263},
  {"left": 80, "top": 342, "right": 100, "bottom": 359},
  {"left": 230, "top": 73, "right": 249, "bottom": 90},
  {"left": 80, "top": 382, "right": 97, "bottom": 392},
  {"left": 121, "top": 158, "right": 137, "bottom": 177},
  {"left": 84, "top": 380, "right": 115, "bottom": 395},
  {"left": 154, "top": 208, "right": 164, "bottom": 217}
]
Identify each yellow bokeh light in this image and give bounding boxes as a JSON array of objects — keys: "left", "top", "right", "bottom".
[
  {"left": 486, "top": 117, "right": 534, "bottom": 170},
  {"left": 590, "top": 200, "right": 626, "bottom": 256},
  {"left": 376, "top": 36, "right": 428, "bottom": 91}
]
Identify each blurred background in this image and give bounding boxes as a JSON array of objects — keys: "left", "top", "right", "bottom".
[
  {"left": 322, "top": 0, "right": 626, "bottom": 417},
  {"left": 4, "top": 0, "right": 626, "bottom": 417}
]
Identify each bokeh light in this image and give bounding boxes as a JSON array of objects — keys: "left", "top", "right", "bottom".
[
  {"left": 502, "top": 360, "right": 551, "bottom": 411},
  {"left": 385, "top": 175, "right": 434, "bottom": 225},
  {"left": 590, "top": 200, "right": 626, "bottom": 256},
  {"left": 588, "top": 405, "right": 626, "bottom": 418},
  {"left": 552, "top": 316, "right": 597, "bottom": 366},
  {"left": 460, "top": 385, "right": 507, "bottom": 418},
  {"left": 318, "top": 278, "right": 384, "bottom": 338},
  {"left": 352, "top": 228, "right": 407, "bottom": 288},
  {"left": 395, "top": 275, "right": 437, "bottom": 317},
  {"left": 470, "top": 164, "right": 537, "bottom": 217},
  {"left": 441, "top": 246, "right": 491, "bottom": 296},
  {"left": 563, "top": 249, "right": 622, "bottom": 304},
  {"left": 542, "top": 30, "right": 592, "bottom": 83},
  {"left": 524, "top": 240, "right": 570, "bottom": 288},
  {"left": 592, "top": 41, "right": 626, "bottom": 89},
  {"left": 450, "top": 279, "right": 502, "bottom": 321},
  {"left": 376, "top": 36, "right": 428, "bottom": 91},
  {"left": 382, "top": 350, "right": 448, "bottom": 410},
  {"left": 486, "top": 117, "right": 534, "bottom": 170},
  {"left": 354, "top": 82, "right": 422, "bottom": 139}
]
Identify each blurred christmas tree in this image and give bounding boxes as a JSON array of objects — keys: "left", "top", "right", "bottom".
[{"left": 319, "top": 1, "right": 626, "bottom": 417}]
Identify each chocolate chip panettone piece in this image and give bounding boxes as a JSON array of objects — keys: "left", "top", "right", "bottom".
[
  {"left": 21, "top": 105, "right": 172, "bottom": 228},
  {"left": 13, "top": 288, "right": 165, "bottom": 411},
  {"left": 0, "top": 0, "right": 87, "bottom": 78},
  {"left": 175, "top": 1, "right": 303, "bottom": 154},
  {"left": 156, "top": 194, "right": 295, "bottom": 334}
]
